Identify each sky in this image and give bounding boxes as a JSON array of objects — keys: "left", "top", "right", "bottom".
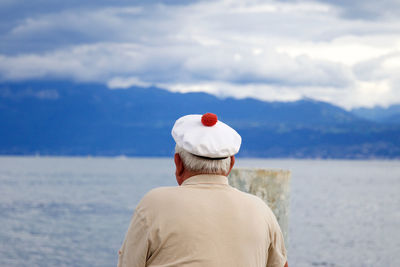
[{"left": 0, "top": 0, "right": 399, "bottom": 109}]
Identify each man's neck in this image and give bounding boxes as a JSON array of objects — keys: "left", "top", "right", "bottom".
[{"left": 178, "top": 171, "right": 226, "bottom": 185}]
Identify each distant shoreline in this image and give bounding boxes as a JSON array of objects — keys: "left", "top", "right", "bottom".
[{"left": 1, "top": 154, "right": 399, "bottom": 161}]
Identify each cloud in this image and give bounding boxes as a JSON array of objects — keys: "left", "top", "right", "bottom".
[
  {"left": 277, "top": 34, "right": 400, "bottom": 66},
  {"left": 107, "top": 76, "right": 151, "bottom": 89},
  {"left": 312, "top": 0, "right": 400, "bottom": 20},
  {"left": 351, "top": 52, "right": 400, "bottom": 107},
  {"left": 354, "top": 52, "right": 400, "bottom": 81},
  {"left": 0, "top": 0, "right": 399, "bottom": 108},
  {"left": 0, "top": 41, "right": 354, "bottom": 88}
]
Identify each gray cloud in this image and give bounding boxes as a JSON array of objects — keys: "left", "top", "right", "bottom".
[
  {"left": 0, "top": 41, "right": 354, "bottom": 90},
  {"left": 280, "top": 0, "right": 400, "bottom": 20},
  {"left": 323, "top": 0, "right": 400, "bottom": 20},
  {"left": 0, "top": 0, "right": 200, "bottom": 54},
  {"left": 0, "top": 0, "right": 399, "bottom": 108},
  {"left": 353, "top": 52, "right": 400, "bottom": 81}
]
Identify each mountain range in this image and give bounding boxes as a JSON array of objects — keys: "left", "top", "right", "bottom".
[
  {"left": 1, "top": 81, "right": 399, "bottom": 158},
  {"left": 352, "top": 105, "right": 400, "bottom": 124}
]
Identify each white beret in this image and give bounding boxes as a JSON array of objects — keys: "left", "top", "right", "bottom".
[{"left": 171, "top": 113, "right": 241, "bottom": 158}]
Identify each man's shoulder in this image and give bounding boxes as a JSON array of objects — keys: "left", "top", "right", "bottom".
[
  {"left": 138, "top": 186, "right": 186, "bottom": 208},
  {"left": 230, "top": 187, "right": 276, "bottom": 215},
  {"left": 137, "top": 184, "right": 274, "bottom": 217},
  {"left": 141, "top": 186, "right": 179, "bottom": 202},
  {"left": 230, "top": 186, "right": 265, "bottom": 203}
]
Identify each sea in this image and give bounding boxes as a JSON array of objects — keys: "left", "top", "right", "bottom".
[{"left": 0, "top": 156, "right": 399, "bottom": 267}]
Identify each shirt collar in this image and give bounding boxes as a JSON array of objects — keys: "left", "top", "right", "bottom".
[{"left": 181, "top": 174, "right": 229, "bottom": 186}]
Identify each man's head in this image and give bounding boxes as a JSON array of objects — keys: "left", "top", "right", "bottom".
[
  {"left": 174, "top": 145, "right": 235, "bottom": 184},
  {"left": 171, "top": 113, "right": 241, "bottom": 185}
]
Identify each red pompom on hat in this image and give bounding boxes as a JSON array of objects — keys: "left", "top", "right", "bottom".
[{"left": 201, "top": 113, "right": 218, "bottom": 127}]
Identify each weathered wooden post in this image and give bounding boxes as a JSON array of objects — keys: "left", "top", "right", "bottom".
[{"left": 228, "top": 168, "right": 291, "bottom": 245}]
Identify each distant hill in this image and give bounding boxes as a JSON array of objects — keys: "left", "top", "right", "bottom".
[
  {"left": 1, "top": 80, "right": 400, "bottom": 158},
  {"left": 351, "top": 105, "right": 400, "bottom": 124}
]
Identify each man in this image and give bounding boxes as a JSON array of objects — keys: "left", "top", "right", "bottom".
[{"left": 118, "top": 113, "right": 288, "bottom": 267}]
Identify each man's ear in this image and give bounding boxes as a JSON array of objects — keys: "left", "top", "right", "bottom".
[
  {"left": 174, "top": 153, "right": 185, "bottom": 185},
  {"left": 226, "top": 155, "right": 235, "bottom": 176}
]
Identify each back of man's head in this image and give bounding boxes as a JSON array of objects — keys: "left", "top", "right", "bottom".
[{"left": 175, "top": 145, "right": 231, "bottom": 175}]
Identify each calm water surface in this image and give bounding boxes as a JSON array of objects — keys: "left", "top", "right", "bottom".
[{"left": 0, "top": 157, "right": 399, "bottom": 267}]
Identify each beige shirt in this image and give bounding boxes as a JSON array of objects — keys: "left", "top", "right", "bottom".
[{"left": 118, "top": 174, "right": 287, "bottom": 267}]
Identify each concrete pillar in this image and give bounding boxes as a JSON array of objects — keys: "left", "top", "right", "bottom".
[{"left": 228, "top": 168, "right": 291, "bottom": 245}]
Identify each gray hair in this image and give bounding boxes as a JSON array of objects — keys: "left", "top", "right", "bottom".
[{"left": 175, "top": 145, "right": 231, "bottom": 175}]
